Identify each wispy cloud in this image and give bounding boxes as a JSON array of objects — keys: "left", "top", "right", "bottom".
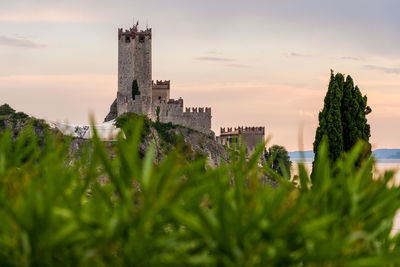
[
  {"left": 224, "top": 63, "right": 249, "bottom": 68},
  {"left": 340, "top": 56, "right": 360, "bottom": 61},
  {"left": 285, "top": 52, "right": 311, "bottom": 58},
  {"left": 205, "top": 51, "right": 223, "bottom": 55},
  {"left": 195, "top": 52, "right": 248, "bottom": 67},
  {"left": 195, "top": 56, "right": 235, "bottom": 62},
  {"left": 0, "top": 36, "right": 46, "bottom": 48},
  {"left": 0, "top": 8, "right": 97, "bottom": 23},
  {"left": 364, "top": 65, "right": 400, "bottom": 75}
]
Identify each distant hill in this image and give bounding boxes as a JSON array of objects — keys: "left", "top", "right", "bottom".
[
  {"left": 373, "top": 149, "right": 400, "bottom": 159},
  {"left": 289, "top": 151, "right": 315, "bottom": 159},
  {"left": 388, "top": 152, "right": 400, "bottom": 159},
  {"left": 289, "top": 149, "right": 400, "bottom": 160}
]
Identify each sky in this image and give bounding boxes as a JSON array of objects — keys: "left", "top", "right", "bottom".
[{"left": 0, "top": 0, "right": 400, "bottom": 151}]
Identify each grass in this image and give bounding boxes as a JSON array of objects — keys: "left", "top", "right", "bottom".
[{"left": 1, "top": 116, "right": 400, "bottom": 266}]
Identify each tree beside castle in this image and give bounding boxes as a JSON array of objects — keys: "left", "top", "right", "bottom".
[{"left": 313, "top": 71, "right": 372, "bottom": 165}]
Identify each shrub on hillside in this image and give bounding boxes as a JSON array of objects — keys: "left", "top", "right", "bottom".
[{"left": 0, "top": 103, "right": 15, "bottom": 115}]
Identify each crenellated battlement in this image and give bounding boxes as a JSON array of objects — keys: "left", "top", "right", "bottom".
[
  {"left": 184, "top": 107, "right": 211, "bottom": 114},
  {"left": 153, "top": 80, "right": 170, "bottom": 85},
  {"left": 218, "top": 126, "right": 266, "bottom": 152},
  {"left": 167, "top": 98, "right": 183, "bottom": 107},
  {"left": 220, "top": 127, "right": 237, "bottom": 134},
  {"left": 152, "top": 80, "right": 170, "bottom": 90},
  {"left": 221, "top": 126, "right": 265, "bottom": 134},
  {"left": 118, "top": 26, "right": 152, "bottom": 42}
]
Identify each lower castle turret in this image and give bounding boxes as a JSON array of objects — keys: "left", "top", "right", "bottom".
[{"left": 217, "top": 126, "right": 265, "bottom": 152}]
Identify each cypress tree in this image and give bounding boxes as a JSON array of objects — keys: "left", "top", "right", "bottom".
[
  {"left": 353, "top": 85, "right": 372, "bottom": 159},
  {"left": 132, "top": 80, "right": 140, "bottom": 100},
  {"left": 313, "top": 71, "right": 371, "bottom": 165},
  {"left": 341, "top": 75, "right": 358, "bottom": 151},
  {"left": 313, "top": 71, "right": 343, "bottom": 162}
]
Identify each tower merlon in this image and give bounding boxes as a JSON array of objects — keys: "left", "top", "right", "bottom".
[
  {"left": 118, "top": 27, "right": 152, "bottom": 41},
  {"left": 220, "top": 126, "right": 265, "bottom": 135},
  {"left": 184, "top": 107, "right": 211, "bottom": 114}
]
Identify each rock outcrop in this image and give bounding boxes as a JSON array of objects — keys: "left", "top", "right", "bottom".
[
  {"left": 114, "top": 112, "right": 228, "bottom": 166},
  {"left": 143, "top": 124, "right": 229, "bottom": 167},
  {"left": 104, "top": 99, "right": 118, "bottom": 122},
  {"left": 0, "top": 104, "right": 56, "bottom": 140},
  {"left": 0, "top": 104, "right": 229, "bottom": 167}
]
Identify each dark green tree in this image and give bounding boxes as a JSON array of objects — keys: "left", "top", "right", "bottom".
[
  {"left": 265, "top": 145, "right": 292, "bottom": 178},
  {"left": 132, "top": 80, "right": 140, "bottom": 100},
  {"left": 341, "top": 75, "right": 358, "bottom": 151},
  {"left": 313, "top": 71, "right": 344, "bottom": 162},
  {"left": 313, "top": 71, "right": 371, "bottom": 165},
  {"left": 0, "top": 104, "right": 15, "bottom": 115}
]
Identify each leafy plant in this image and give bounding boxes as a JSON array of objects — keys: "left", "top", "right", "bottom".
[
  {"left": 0, "top": 120, "right": 399, "bottom": 266},
  {"left": 0, "top": 103, "right": 15, "bottom": 115},
  {"left": 11, "top": 112, "right": 29, "bottom": 121},
  {"left": 153, "top": 121, "right": 177, "bottom": 144},
  {"left": 114, "top": 112, "right": 151, "bottom": 139},
  {"left": 265, "top": 144, "right": 292, "bottom": 178}
]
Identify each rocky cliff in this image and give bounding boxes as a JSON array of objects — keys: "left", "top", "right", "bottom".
[
  {"left": 0, "top": 104, "right": 229, "bottom": 166},
  {"left": 104, "top": 99, "right": 117, "bottom": 122},
  {"left": 0, "top": 104, "right": 56, "bottom": 140},
  {"left": 114, "top": 113, "right": 228, "bottom": 166}
]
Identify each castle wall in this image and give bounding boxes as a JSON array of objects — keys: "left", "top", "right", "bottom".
[
  {"left": 117, "top": 35, "right": 134, "bottom": 115},
  {"left": 242, "top": 131, "right": 265, "bottom": 152},
  {"left": 151, "top": 100, "right": 212, "bottom": 134},
  {"left": 181, "top": 108, "right": 212, "bottom": 134},
  {"left": 218, "top": 127, "right": 265, "bottom": 153},
  {"left": 152, "top": 80, "right": 170, "bottom": 103}
]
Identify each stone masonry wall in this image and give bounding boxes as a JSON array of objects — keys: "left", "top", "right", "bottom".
[
  {"left": 151, "top": 99, "right": 212, "bottom": 134},
  {"left": 218, "top": 126, "right": 265, "bottom": 153},
  {"left": 117, "top": 35, "right": 134, "bottom": 115},
  {"left": 241, "top": 131, "right": 265, "bottom": 152},
  {"left": 117, "top": 27, "right": 152, "bottom": 117}
]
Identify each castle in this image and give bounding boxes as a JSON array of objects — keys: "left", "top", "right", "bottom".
[
  {"left": 217, "top": 127, "right": 265, "bottom": 152},
  {"left": 113, "top": 25, "right": 212, "bottom": 134},
  {"left": 103, "top": 23, "right": 266, "bottom": 151}
]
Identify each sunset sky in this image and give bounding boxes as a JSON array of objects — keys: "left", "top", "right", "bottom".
[{"left": 1, "top": 0, "right": 399, "bottom": 150}]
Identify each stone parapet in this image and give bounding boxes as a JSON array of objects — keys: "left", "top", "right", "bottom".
[
  {"left": 184, "top": 107, "right": 211, "bottom": 114},
  {"left": 221, "top": 126, "right": 265, "bottom": 135},
  {"left": 152, "top": 80, "right": 170, "bottom": 89},
  {"left": 118, "top": 27, "right": 152, "bottom": 42},
  {"left": 167, "top": 98, "right": 183, "bottom": 107}
]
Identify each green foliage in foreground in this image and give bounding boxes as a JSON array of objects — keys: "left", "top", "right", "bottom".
[{"left": 1, "top": 120, "right": 400, "bottom": 266}]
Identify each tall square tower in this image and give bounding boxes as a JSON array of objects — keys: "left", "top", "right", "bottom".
[{"left": 117, "top": 25, "right": 152, "bottom": 116}]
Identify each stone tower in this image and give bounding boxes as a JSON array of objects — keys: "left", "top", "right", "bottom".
[
  {"left": 117, "top": 25, "right": 152, "bottom": 116},
  {"left": 106, "top": 23, "right": 212, "bottom": 134}
]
